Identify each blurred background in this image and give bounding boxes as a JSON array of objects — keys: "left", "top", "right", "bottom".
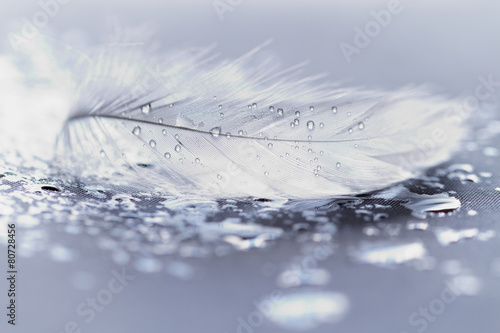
[{"left": 1, "top": 1, "right": 500, "bottom": 332}]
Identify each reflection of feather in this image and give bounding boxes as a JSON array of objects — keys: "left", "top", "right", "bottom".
[{"left": 57, "top": 41, "right": 468, "bottom": 199}]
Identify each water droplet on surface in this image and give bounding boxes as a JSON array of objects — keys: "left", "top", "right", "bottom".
[
  {"left": 483, "top": 146, "right": 499, "bottom": 157},
  {"left": 158, "top": 118, "right": 163, "bottom": 123},
  {"left": 277, "top": 108, "right": 284, "bottom": 116},
  {"left": 435, "top": 228, "right": 479, "bottom": 246},
  {"left": 162, "top": 129, "right": 167, "bottom": 135},
  {"left": 309, "top": 106, "right": 314, "bottom": 111},
  {"left": 290, "top": 122, "right": 295, "bottom": 128},
  {"left": 195, "top": 158, "right": 200, "bottom": 164},
  {"left": 468, "top": 210, "right": 478, "bottom": 216},
  {"left": 363, "top": 226, "right": 380, "bottom": 236},
  {"left": 164, "top": 152, "right": 171, "bottom": 159},
  {"left": 217, "top": 174, "right": 222, "bottom": 180},
  {"left": 352, "top": 241, "right": 427, "bottom": 266},
  {"left": 269, "top": 106, "right": 275, "bottom": 112},
  {"left": 141, "top": 104, "right": 151, "bottom": 114},
  {"left": 358, "top": 122, "right": 365, "bottom": 130},
  {"left": 41, "top": 185, "right": 60, "bottom": 192},
  {"left": 134, "top": 258, "right": 162, "bottom": 273},
  {"left": 49, "top": 245, "right": 75, "bottom": 262},
  {"left": 295, "top": 111, "right": 301, "bottom": 117},
  {"left": 294, "top": 119, "right": 300, "bottom": 126},
  {"left": 218, "top": 105, "right": 222, "bottom": 109},
  {"left": 276, "top": 268, "right": 330, "bottom": 289},
  {"left": 263, "top": 291, "right": 349, "bottom": 330},
  {"left": 210, "top": 127, "right": 221, "bottom": 138},
  {"left": 336, "top": 162, "right": 341, "bottom": 169},
  {"left": 307, "top": 120, "right": 315, "bottom": 130},
  {"left": 407, "top": 221, "right": 429, "bottom": 230},
  {"left": 132, "top": 126, "right": 141, "bottom": 135},
  {"left": 238, "top": 130, "right": 244, "bottom": 135},
  {"left": 405, "top": 193, "right": 461, "bottom": 214},
  {"left": 149, "top": 140, "right": 156, "bottom": 148},
  {"left": 319, "top": 122, "right": 324, "bottom": 128},
  {"left": 268, "top": 143, "right": 273, "bottom": 149},
  {"left": 451, "top": 275, "right": 481, "bottom": 296},
  {"left": 331, "top": 106, "right": 337, "bottom": 114},
  {"left": 348, "top": 128, "right": 353, "bottom": 133},
  {"left": 175, "top": 145, "right": 181, "bottom": 152}
]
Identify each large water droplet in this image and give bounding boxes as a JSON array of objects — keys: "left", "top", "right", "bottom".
[
  {"left": 294, "top": 119, "right": 300, "bottom": 126},
  {"left": 141, "top": 104, "right": 151, "bottom": 114},
  {"left": 358, "top": 122, "right": 365, "bottom": 130},
  {"left": 295, "top": 111, "right": 301, "bottom": 117},
  {"left": 210, "top": 127, "right": 221, "bottom": 138},
  {"left": 175, "top": 145, "right": 181, "bottom": 152},
  {"left": 132, "top": 126, "right": 141, "bottom": 135},
  {"left": 269, "top": 106, "right": 275, "bottom": 112},
  {"left": 277, "top": 108, "right": 284, "bottom": 116},
  {"left": 263, "top": 291, "right": 349, "bottom": 330},
  {"left": 307, "top": 120, "right": 315, "bottom": 130},
  {"left": 149, "top": 140, "right": 156, "bottom": 148},
  {"left": 164, "top": 152, "right": 171, "bottom": 159}
]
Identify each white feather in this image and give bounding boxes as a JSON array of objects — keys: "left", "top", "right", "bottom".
[{"left": 56, "top": 39, "right": 469, "bottom": 199}]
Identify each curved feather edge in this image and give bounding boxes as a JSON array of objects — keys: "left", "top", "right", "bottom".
[{"left": 54, "top": 40, "right": 470, "bottom": 199}]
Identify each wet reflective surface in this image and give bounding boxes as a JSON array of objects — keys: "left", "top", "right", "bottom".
[{"left": 1, "top": 1, "right": 500, "bottom": 332}]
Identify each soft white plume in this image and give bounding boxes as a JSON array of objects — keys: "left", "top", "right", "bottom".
[{"left": 55, "top": 38, "right": 469, "bottom": 199}]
